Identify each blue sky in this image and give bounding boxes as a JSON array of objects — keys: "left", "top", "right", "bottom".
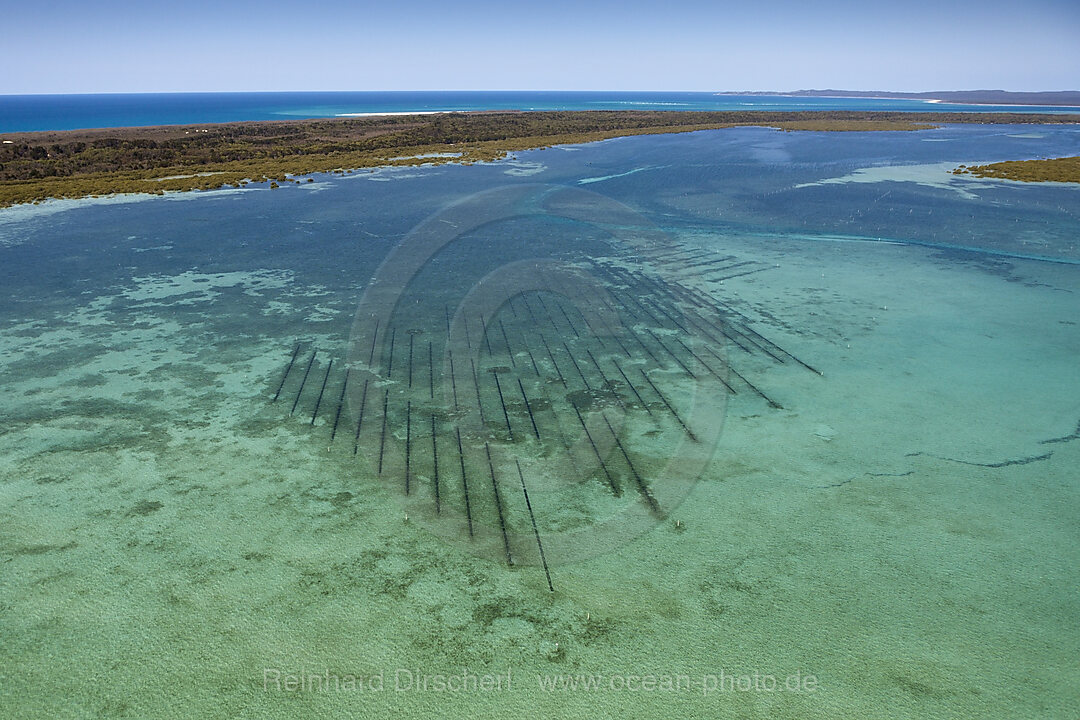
[{"left": 4, "top": 0, "right": 1078, "bottom": 93}]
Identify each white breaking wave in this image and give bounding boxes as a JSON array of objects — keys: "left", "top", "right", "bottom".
[
  {"left": 587, "top": 101, "right": 690, "bottom": 107},
  {"left": 335, "top": 111, "right": 454, "bottom": 117}
]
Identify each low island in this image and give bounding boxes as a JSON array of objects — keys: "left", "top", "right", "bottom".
[
  {"left": 952, "top": 156, "right": 1080, "bottom": 183},
  {"left": 2, "top": 110, "right": 1079, "bottom": 207}
]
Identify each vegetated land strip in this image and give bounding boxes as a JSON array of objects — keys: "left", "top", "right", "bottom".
[
  {"left": 953, "top": 156, "right": 1080, "bottom": 183},
  {"left": 2, "top": 110, "right": 1078, "bottom": 207}
]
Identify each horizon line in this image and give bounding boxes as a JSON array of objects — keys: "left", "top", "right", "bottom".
[{"left": 3, "top": 88, "right": 1079, "bottom": 97}]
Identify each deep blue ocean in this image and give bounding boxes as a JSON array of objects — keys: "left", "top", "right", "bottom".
[{"left": 1, "top": 90, "right": 1075, "bottom": 133}]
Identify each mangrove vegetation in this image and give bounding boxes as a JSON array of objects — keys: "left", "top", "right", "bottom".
[{"left": 2, "top": 110, "right": 1078, "bottom": 207}]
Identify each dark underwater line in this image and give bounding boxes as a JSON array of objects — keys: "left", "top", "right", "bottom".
[{"left": 750, "top": 230, "right": 1080, "bottom": 266}]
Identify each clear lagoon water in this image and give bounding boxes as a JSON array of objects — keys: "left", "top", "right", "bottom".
[
  {"left": 1, "top": 90, "right": 1078, "bottom": 133},
  {"left": 1, "top": 124, "right": 1078, "bottom": 718}
]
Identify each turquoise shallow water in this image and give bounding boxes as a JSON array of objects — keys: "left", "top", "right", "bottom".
[{"left": 0, "top": 126, "right": 1078, "bottom": 718}]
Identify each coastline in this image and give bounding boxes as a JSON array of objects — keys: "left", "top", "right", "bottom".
[
  {"left": 720, "top": 94, "right": 1080, "bottom": 109},
  {"left": 953, "top": 156, "right": 1080, "bottom": 183},
  {"left": 713, "top": 89, "right": 1080, "bottom": 107},
  {"left": 2, "top": 110, "right": 1079, "bottom": 208},
  {"left": 10, "top": 91, "right": 1080, "bottom": 135},
  {"left": 335, "top": 111, "right": 454, "bottom": 117}
]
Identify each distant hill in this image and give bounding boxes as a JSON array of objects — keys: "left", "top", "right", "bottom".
[{"left": 718, "top": 90, "right": 1080, "bottom": 106}]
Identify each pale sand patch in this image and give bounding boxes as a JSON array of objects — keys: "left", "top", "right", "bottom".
[
  {"left": 347, "top": 166, "right": 442, "bottom": 182},
  {"left": 388, "top": 152, "right": 463, "bottom": 162},
  {"left": 304, "top": 304, "right": 341, "bottom": 323},
  {"left": 0, "top": 187, "right": 260, "bottom": 248},
  {"left": 149, "top": 172, "right": 224, "bottom": 182},
  {"left": 795, "top": 161, "right": 999, "bottom": 199},
  {"left": 335, "top": 111, "right": 451, "bottom": 117},
  {"left": 122, "top": 269, "right": 293, "bottom": 304},
  {"left": 502, "top": 158, "right": 547, "bottom": 177},
  {"left": 796, "top": 161, "right": 1080, "bottom": 199},
  {"left": 578, "top": 165, "right": 663, "bottom": 185}
]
